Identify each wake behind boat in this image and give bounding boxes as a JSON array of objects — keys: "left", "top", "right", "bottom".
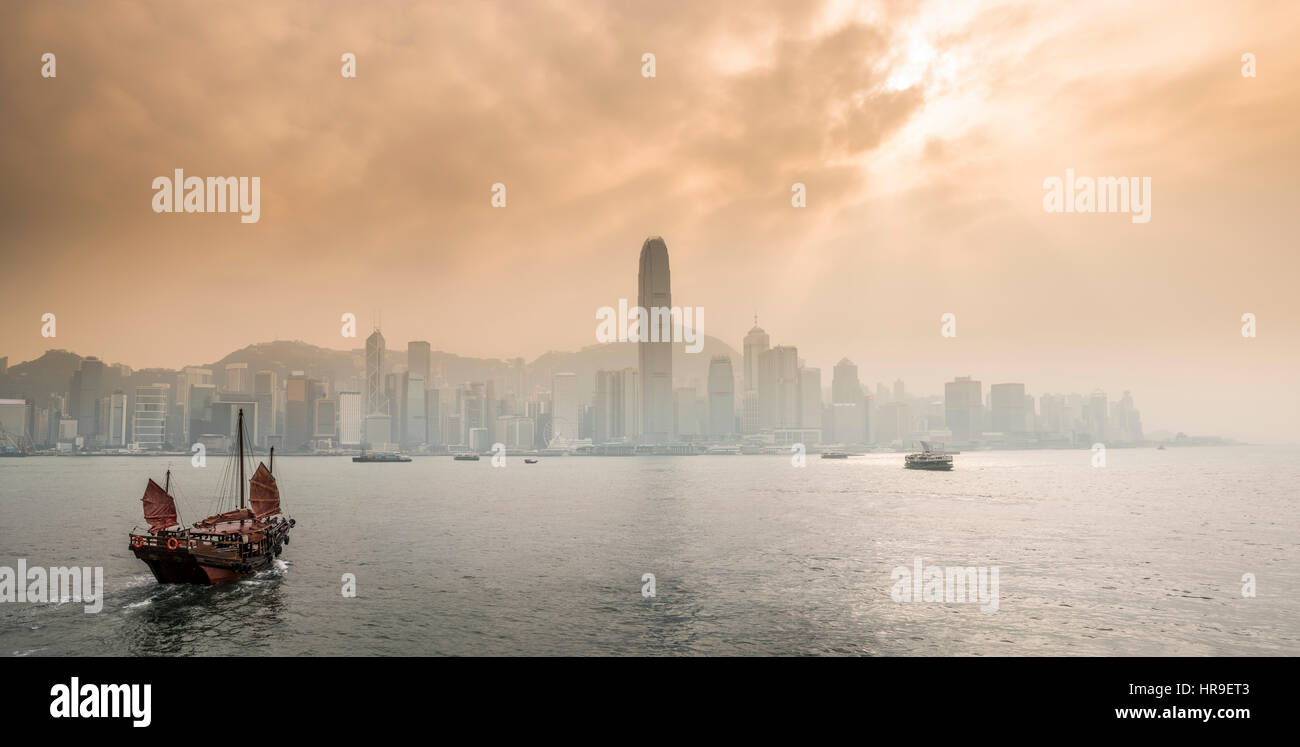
[
  {"left": 127, "top": 409, "right": 296, "bottom": 584},
  {"left": 904, "top": 441, "right": 953, "bottom": 471}
]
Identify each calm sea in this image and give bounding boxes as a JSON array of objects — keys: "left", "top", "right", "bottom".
[{"left": 1, "top": 446, "right": 1297, "bottom": 656}]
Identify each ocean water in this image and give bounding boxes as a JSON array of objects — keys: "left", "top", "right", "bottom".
[{"left": 1, "top": 446, "right": 1297, "bottom": 656}]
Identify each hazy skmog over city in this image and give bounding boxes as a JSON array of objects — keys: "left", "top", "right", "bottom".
[{"left": 1, "top": 0, "right": 1297, "bottom": 441}]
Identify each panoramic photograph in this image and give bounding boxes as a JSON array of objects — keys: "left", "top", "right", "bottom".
[{"left": 1, "top": 0, "right": 1296, "bottom": 730}]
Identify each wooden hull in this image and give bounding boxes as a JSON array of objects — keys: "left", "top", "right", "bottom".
[
  {"left": 131, "top": 544, "right": 281, "bottom": 585},
  {"left": 129, "top": 520, "right": 291, "bottom": 585}
]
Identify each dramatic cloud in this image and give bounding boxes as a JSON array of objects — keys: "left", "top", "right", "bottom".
[{"left": 1, "top": 0, "right": 1297, "bottom": 440}]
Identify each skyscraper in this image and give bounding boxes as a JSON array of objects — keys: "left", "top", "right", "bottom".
[
  {"left": 990, "top": 383, "right": 1027, "bottom": 434},
  {"left": 593, "top": 369, "right": 627, "bottom": 443},
  {"left": 180, "top": 367, "right": 213, "bottom": 441},
  {"left": 132, "top": 383, "right": 170, "bottom": 450},
  {"left": 338, "top": 391, "right": 362, "bottom": 446},
  {"left": 253, "top": 370, "right": 277, "bottom": 446},
  {"left": 1087, "top": 390, "right": 1108, "bottom": 442},
  {"left": 407, "top": 341, "right": 431, "bottom": 383},
  {"left": 386, "top": 372, "right": 404, "bottom": 444},
  {"left": 0, "top": 398, "right": 30, "bottom": 442},
  {"left": 945, "top": 376, "right": 983, "bottom": 442},
  {"left": 674, "top": 387, "right": 699, "bottom": 437},
  {"left": 757, "top": 345, "right": 799, "bottom": 430},
  {"left": 508, "top": 357, "right": 526, "bottom": 399},
  {"left": 187, "top": 383, "right": 217, "bottom": 443},
  {"left": 223, "top": 363, "right": 251, "bottom": 395},
  {"left": 404, "top": 374, "right": 426, "bottom": 446},
  {"left": 740, "top": 390, "right": 760, "bottom": 435},
  {"left": 313, "top": 397, "right": 337, "bottom": 442},
  {"left": 552, "top": 372, "right": 580, "bottom": 441},
  {"left": 620, "top": 368, "right": 641, "bottom": 440},
  {"left": 742, "top": 318, "right": 769, "bottom": 392},
  {"left": 877, "top": 400, "right": 911, "bottom": 445},
  {"left": 455, "top": 383, "right": 483, "bottom": 446},
  {"left": 365, "top": 328, "right": 386, "bottom": 416},
  {"left": 70, "top": 357, "right": 105, "bottom": 437},
  {"left": 800, "top": 367, "right": 822, "bottom": 431},
  {"left": 707, "top": 355, "right": 735, "bottom": 438},
  {"left": 637, "top": 236, "right": 672, "bottom": 443},
  {"left": 104, "top": 390, "right": 127, "bottom": 446},
  {"left": 286, "top": 373, "right": 314, "bottom": 450},
  {"left": 425, "top": 388, "right": 442, "bottom": 447},
  {"left": 831, "top": 358, "right": 866, "bottom": 443},
  {"left": 1112, "top": 390, "right": 1143, "bottom": 443},
  {"left": 1038, "top": 393, "right": 1065, "bottom": 433}
]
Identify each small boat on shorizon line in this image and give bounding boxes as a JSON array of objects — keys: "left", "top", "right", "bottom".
[{"left": 353, "top": 450, "right": 412, "bottom": 462}]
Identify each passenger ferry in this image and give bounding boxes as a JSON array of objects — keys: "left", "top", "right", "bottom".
[{"left": 904, "top": 441, "right": 953, "bottom": 471}]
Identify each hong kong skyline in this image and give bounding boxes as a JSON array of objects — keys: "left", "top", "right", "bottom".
[
  {"left": 0, "top": 234, "right": 1260, "bottom": 447},
  {"left": 1, "top": 223, "right": 1291, "bottom": 442}
]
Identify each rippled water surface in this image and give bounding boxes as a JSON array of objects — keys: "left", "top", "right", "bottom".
[{"left": 2, "top": 446, "right": 1297, "bottom": 655}]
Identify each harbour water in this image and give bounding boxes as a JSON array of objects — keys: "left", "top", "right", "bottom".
[{"left": 1, "top": 446, "right": 1297, "bottom": 656}]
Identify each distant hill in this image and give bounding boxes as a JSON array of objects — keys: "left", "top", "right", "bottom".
[
  {"left": 2, "top": 334, "right": 743, "bottom": 404},
  {"left": 0, "top": 349, "right": 88, "bottom": 403},
  {"left": 204, "top": 340, "right": 362, "bottom": 390}
]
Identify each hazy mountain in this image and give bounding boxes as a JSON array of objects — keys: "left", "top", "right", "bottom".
[
  {"left": 0, "top": 349, "right": 89, "bottom": 403},
  {"left": 2, "top": 335, "right": 743, "bottom": 403}
]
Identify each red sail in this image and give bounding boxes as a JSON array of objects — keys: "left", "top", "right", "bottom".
[
  {"left": 249, "top": 463, "right": 281, "bottom": 519},
  {"left": 141, "top": 478, "right": 178, "bottom": 532}
]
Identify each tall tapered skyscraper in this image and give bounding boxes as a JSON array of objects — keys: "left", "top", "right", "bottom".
[
  {"left": 638, "top": 236, "right": 673, "bottom": 442},
  {"left": 742, "top": 318, "right": 769, "bottom": 392}
]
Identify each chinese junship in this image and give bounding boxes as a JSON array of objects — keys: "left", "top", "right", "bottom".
[{"left": 128, "top": 409, "right": 295, "bottom": 584}]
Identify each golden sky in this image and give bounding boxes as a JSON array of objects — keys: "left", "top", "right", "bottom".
[{"left": 1, "top": 0, "right": 1297, "bottom": 440}]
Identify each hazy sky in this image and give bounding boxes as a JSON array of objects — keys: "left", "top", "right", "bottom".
[{"left": 1, "top": 0, "right": 1297, "bottom": 441}]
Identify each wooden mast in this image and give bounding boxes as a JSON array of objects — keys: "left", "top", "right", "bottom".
[{"left": 238, "top": 408, "right": 246, "bottom": 510}]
